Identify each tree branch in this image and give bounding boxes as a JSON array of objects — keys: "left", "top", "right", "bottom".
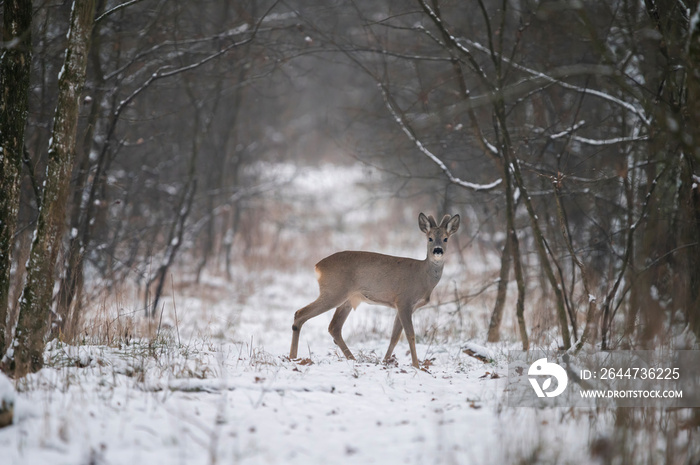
[{"left": 379, "top": 85, "right": 502, "bottom": 192}]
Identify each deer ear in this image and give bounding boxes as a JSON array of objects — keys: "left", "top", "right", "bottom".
[
  {"left": 419, "top": 213, "right": 437, "bottom": 233},
  {"left": 446, "top": 214, "right": 460, "bottom": 235},
  {"left": 418, "top": 213, "right": 431, "bottom": 233}
]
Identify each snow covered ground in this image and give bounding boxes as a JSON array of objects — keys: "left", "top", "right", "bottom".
[
  {"left": 0, "top": 274, "right": 596, "bottom": 465},
  {"left": 0, "top": 163, "right": 694, "bottom": 464}
]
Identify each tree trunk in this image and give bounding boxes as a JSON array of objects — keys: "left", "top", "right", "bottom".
[
  {"left": 147, "top": 103, "right": 199, "bottom": 317},
  {"left": 487, "top": 236, "right": 511, "bottom": 342},
  {"left": 502, "top": 162, "right": 528, "bottom": 350},
  {"left": 11, "top": 0, "right": 95, "bottom": 375},
  {"left": 147, "top": 180, "right": 196, "bottom": 318},
  {"left": 506, "top": 150, "right": 571, "bottom": 349},
  {"left": 680, "top": 9, "right": 700, "bottom": 339},
  {"left": 552, "top": 182, "right": 597, "bottom": 351},
  {"left": 511, "top": 222, "right": 528, "bottom": 351},
  {"left": 622, "top": 171, "right": 638, "bottom": 342},
  {"left": 0, "top": 0, "right": 33, "bottom": 360},
  {"left": 54, "top": 11, "right": 107, "bottom": 340}
]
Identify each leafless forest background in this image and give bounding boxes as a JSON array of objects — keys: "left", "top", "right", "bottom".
[{"left": 1, "top": 0, "right": 699, "bottom": 378}]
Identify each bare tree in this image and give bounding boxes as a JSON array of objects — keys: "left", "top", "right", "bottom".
[
  {"left": 11, "top": 0, "right": 95, "bottom": 375},
  {"left": 2, "top": 0, "right": 697, "bottom": 368},
  {"left": 0, "top": 0, "right": 32, "bottom": 357},
  {"left": 292, "top": 0, "right": 700, "bottom": 350}
]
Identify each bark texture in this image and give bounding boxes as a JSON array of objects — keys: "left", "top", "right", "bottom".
[
  {"left": 12, "top": 0, "right": 95, "bottom": 375},
  {"left": 0, "top": 0, "right": 33, "bottom": 359}
]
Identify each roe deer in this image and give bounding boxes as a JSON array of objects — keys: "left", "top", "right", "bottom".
[{"left": 289, "top": 213, "right": 460, "bottom": 368}]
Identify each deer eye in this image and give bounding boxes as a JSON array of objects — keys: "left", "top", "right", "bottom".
[
  {"left": 443, "top": 238, "right": 448, "bottom": 242},
  {"left": 428, "top": 238, "right": 433, "bottom": 242}
]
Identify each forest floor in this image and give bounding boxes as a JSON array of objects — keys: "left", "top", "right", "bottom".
[
  {"left": 0, "top": 268, "right": 607, "bottom": 465},
  {"left": 0, "top": 163, "right": 695, "bottom": 464}
]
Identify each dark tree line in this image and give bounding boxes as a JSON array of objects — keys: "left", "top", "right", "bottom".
[
  {"left": 0, "top": 0, "right": 318, "bottom": 375},
  {"left": 1, "top": 0, "right": 699, "bottom": 376}
]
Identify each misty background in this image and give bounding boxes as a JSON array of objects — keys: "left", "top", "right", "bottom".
[{"left": 2, "top": 0, "right": 699, "bottom": 372}]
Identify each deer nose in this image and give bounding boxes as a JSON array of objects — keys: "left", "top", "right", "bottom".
[{"left": 432, "top": 246, "right": 444, "bottom": 255}]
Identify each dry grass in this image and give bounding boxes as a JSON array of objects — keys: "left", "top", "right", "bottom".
[{"left": 38, "top": 192, "right": 700, "bottom": 465}]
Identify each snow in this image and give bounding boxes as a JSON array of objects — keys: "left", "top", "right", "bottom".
[
  {"left": 0, "top": 284, "right": 634, "bottom": 465},
  {"left": 0, "top": 162, "right": 687, "bottom": 464},
  {"left": 0, "top": 285, "right": 519, "bottom": 464},
  {"left": 461, "top": 341, "right": 497, "bottom": 362},
  {"left": 0, "top": 373, "right": 13, "bottom": 407},
  {"left": 550, "top": 120, "right": 586, "bottom": 139},
  {"left": 690, "top": 5, "right": 700, "bottom": 42},
  {"left": 0, "top": 287, "right": 588, "bottom": 465},
  {"left": 0, "top": 373, "right": 13, "bottom": 430}
]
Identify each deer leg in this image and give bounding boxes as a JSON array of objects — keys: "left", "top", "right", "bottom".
[
  {"left": 383, "top": 314, "right": 403, "bottom": 362},
  {"left": 290, "top": 294, "right": 344, "bottom": 359},
  {"left": 328, "top": 301, "right": 354, "bottom": 360},
  {"left": 397, "top": 306, "right": 420, "bottom": 368}
]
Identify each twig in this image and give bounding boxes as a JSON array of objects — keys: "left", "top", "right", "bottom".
[
  {"left": 95, "top": 0, "right": 147, "bottom": 23},
  {"left": 601, "top": 165, "right": 667, "bottom": 349},
  {"left": 156, "top": 302, "right": 165, "bottom": 338},
  {"left": 170, "top": 274, "right": 181, "bottom": 346}
]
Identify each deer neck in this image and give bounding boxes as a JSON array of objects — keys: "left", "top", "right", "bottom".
[{"left": 424, "top": 256, "right": 444, "bottom": 286}]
